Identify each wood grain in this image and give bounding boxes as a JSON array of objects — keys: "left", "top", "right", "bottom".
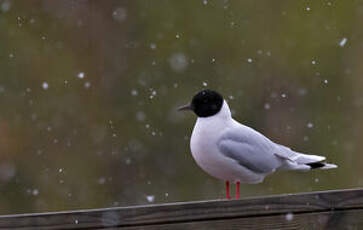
[
  {"left": 0, "top": 188, "right": 363, "bottom": 229},
  {"left": 118, "top": 209, "right": 363, "bottom": 230}
]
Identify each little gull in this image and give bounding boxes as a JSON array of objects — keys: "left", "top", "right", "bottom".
[{"left": 178, "top": 89, "right": 337, "bottom": 199}]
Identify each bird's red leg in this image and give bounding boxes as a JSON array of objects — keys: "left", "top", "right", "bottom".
[
  {"left": 225, "top": 181, "right": 231, "bottom": 200},
  {"left": 236, "top": 181, "right": 240, "bottom": 199}
]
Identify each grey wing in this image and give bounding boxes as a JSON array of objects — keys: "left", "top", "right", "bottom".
[
  {"left": 218, "top": 126, "right": 282, "bottom": 174},
  {"left": 275, "top": 143, "right": 325, "bottom": 164}
]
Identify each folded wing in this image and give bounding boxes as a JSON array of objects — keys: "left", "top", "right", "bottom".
[
  {"left": 218, "top": 124, "right": 337, "bottom": 173},
  {"left": 218, "top": 126, "right": 282, "bottom": 174}
]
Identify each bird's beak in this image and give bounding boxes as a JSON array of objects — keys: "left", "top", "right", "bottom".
[{"left": 177, "top": 103, "right": 192, "bottom": 111}]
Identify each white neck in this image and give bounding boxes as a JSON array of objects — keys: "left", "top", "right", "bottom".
[{"left": 191, "top": 100, "right": 233, "bottom": 155}]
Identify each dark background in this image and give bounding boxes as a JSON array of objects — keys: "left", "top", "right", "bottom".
[{"left": 0, "top": 0, "right": 361, "bottom": 214}]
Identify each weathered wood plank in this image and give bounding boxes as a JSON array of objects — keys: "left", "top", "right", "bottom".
[
  {"left": 0, "top": 188, "right": 362, "bottom": 229},
  {"left": 117, "top": 209, "right": 363, "bottom": 230}
]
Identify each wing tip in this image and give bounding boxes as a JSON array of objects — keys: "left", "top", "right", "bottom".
[
  {"left": 307, "top": 162, "right": 338, "bottom": 170},
  {"left": 320, "top": 163, "right": 338, "bottom": 170}
]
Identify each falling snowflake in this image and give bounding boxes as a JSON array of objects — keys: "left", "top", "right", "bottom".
[
  {"left": 42, "top": 82, "right": 49, "bottom": 90},
  {"left": 339, "top": 38, "right": 347, "bottom": 47}
]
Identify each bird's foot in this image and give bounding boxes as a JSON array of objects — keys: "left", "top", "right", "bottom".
[
  {"left": 236, "top": 181, "right": 240, "bottom": 199},
  {"left": 225, "top": 181, "right": 231, "bottom": 199}
]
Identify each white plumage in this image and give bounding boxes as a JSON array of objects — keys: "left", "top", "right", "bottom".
[
  {"left": 179, "top": 89, "right": 337, "bottom": 199},
  {"left": 190, "top": 100, "right": 337, "bottom": 185}
]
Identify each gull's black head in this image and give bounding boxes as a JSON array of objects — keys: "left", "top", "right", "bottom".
[{"left": 178, "top": 89, "right": 224, "bottom": 117}]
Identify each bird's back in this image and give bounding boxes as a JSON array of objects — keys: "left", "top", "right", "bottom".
[{"left": 219, "top": 120, "right": 284, "bottom": 172}]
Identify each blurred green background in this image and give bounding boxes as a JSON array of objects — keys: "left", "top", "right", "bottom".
[{"left": 0, "top": 0, "right": 361, "bottom": 214}]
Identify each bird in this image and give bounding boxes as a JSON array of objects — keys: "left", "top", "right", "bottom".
[{"left": 178, "top": 89, "right": 337, "bottom": 199}]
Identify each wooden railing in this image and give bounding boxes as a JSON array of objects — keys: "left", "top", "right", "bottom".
[{"left": 1, "top": 188, "right": 363, "bottom": 229}]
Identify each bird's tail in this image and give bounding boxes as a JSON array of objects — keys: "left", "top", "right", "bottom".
[
  {"left": 294, "top": 152, "right": 337, "bottom": 170},
  {"left": 282, "top": 159, "right": 337, "bottom": 171},
  {"left": 275, "top": 144, "right": 337, "bottom": 171},
  {"left": 276, "top": 150, "right": 338, "bottom": 171}
]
